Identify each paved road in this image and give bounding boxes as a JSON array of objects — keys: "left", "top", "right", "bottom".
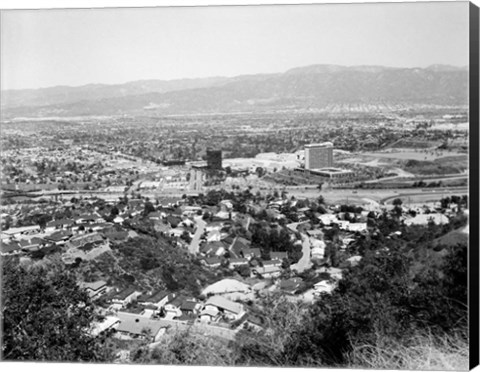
[
  {"left": 380, "top": 187, "right": 468, "bottom": 205},
  {"left": 189, "top": 216, "right": 207, "bottom": 255},
  {"left": 291, "top": 233, "right": 312, "bottom": 273},
  {"left": 286, "top": 186, "right": 469, "bottom": 205}
]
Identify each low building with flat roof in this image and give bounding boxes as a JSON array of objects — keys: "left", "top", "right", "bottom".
[{"left": 295, "top": 167, "right": 354, "bottom": 181}]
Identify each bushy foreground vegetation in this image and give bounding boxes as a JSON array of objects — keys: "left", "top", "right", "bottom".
[{"left": 1, "top": 260, "right": 108, "bottom": 361}]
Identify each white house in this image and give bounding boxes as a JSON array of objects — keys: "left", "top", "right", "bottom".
[
  {"left": 113, "top": 216, "right": 125, "bottom": 224},
  {"left": 251, "top": 266, "right": 282, "bottom": 279},
  {"left": 111, "top": 288, "right": 142, "bottom": 308},
  {"left": 115, "top": 312, "right": 166, "bottom": 341},
  {"left": 347, "top": 222, "right": 368, "bottom": 232},
  {"left": 318, "top": 214, "right": 339, "bottom": 226},
  {"left": 202, "top": 295, "right": 245, "bottom": 322},
  {"left": 79, "top": 280, "right": 109, "bottom": 299},
  {"left": 313, "top": 280, "right": 336, "bottom": 295},
  {"left": 404, "top": 213, "right": 449, "bottom": 226},
  {"left": 310, "top": 238, "right": 326, "bottom": 259},
  {"left": 164, "top": 297, "right": 184, "bottom": 318},
  {"left": 2, "top": 225, "right": 41, "bottom": 240},
  {"left": 138, "top": 291, "right": 176, "bottom": 310},
  {"left": 199, "top": 307, "right": 220, "bottom": 323}
]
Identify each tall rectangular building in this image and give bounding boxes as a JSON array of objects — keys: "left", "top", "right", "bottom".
[
  {"left": 206, "top": 149, "right": 222, "bottom": 170},
  {"left": 304, "top": 142, "right": 333, "bottom": 170}
]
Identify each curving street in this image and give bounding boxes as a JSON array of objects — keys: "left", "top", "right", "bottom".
[{"left": 291, "top": 233, "right": 312, "bottom": 273}]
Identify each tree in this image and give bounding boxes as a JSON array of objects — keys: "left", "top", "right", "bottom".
[
  {"left": 255, "top": 167, "right": 265, "bottom": 177},
  {"left": 180, "top": 230, "right": 192, "bottom": 244},
  {"left": 2, "top": 259, "right": 106, "bottom": 361},
  {"left": 236, "top": 264, "right": 251, "bottom": 278},
  {"left": 392, "top": 198, "right": 403, "bottom": 207},
  {"left": 110, "top": 205, "right": 119, "bottom": 217},
  {"left": 143, "top": 201, "right": 155, "bottom": 216}
]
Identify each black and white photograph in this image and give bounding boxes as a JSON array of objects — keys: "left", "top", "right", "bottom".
[{"left": 0, "top": 0, "right": 478, "bottom": 370}]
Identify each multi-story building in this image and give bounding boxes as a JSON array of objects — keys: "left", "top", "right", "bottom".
[
  {"left": 304, "top": 142, "right": 333, "bottom": 170},
  {"left": 206, "top": 149, "right": 222, "bottom": 170}
]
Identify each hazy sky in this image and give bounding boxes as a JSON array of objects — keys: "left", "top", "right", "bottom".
[{"left": 1, "top": 1, "right": 469, "bottom": 90}]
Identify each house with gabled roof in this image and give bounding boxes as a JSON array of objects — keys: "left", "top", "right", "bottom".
[
  {"left": 270, "top": 251, "right": 288, "bottom": 261},
  {"left": 201, "top": 256, "right": 223, "bottom": 268},
  {"left": 262, "top": 259, "right": 282, "bottom": 268},
  {"left": 199, "top": 307, "right": 219, "bottom": 322},
  {"left": 164, "top": 296, "right": 186, "bottom": 318},
  {"left": 79, "top": 280, "right": 109, "bottom": 299},
  {"left": 229, "top": 236, "right": 251, "bottom": 258},
  {"left": 206, "top": 229, "right": 222, "bottom": 242},
  {"left": 18, "top": 237, "right": 45, "bottom": 252},
  {"left": 180, "top": 300, "right": 202, "bottom": 316},
  {"left": 115, "top": 312, "right": 165, "bottom": 341},
  {"left": 202, "top": 295, "right": 246, "bottom": 321},
  {"left": 307, "top": 229, "right": 324, "bottom": 238},
  {"left": 111, "top": 287, "right": 142, "bottom": 308},
  {"left": 2, "top": 225, "right": 41, "bottom": 240},
  {"left": 229, "top": 257, "right": 249, "bottom": 269},
  {"left": 158, "top": 197, "right": 181, "bottom": 209},
  {"left": 113, "top": 215, "right": 125, "bottom": 224},
  {"left": 45, "top": 219, "right": 75, "bottom": 233},
  {"left": 241, "top": 247, "right": 261, "bottom": 260},
  {"left": 44, "top": 230, "right": 73, "bottom": 246},
  {"left": 75, "top": 213, "right": 105, "bottom": 225},
  {"left": 138, "top": 291, "right": 175, "bottom": 309},
  {"left": 103, "top": 229, "right": 129, "bottom": 242},
  {"left": 251, "top": 266, "right": 282, "bottom": 279},
  {"left": 200, "top": 241, "right": 226, "bottom": 256},
  {"left": 313, "top": 280, "right": 336, "bottom": 295},
  {"left": 1, "top": 241, "right": 22, "bottom": 256},
  {"left": 147, "top": 211, "right": 163, "bottom": 221},
  {"left": 67, "top": 232, "right": 104, "bottom": 249},
  {"left": 318, "top": 214, "right": 339, "bottom": 226}
]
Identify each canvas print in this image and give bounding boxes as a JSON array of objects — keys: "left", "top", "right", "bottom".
[{"left": 0, "top": 1, "right": 474, "bottom": 370}]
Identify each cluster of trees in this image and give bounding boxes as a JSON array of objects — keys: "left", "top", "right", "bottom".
[
  {"left": 286, "top": 240, "right": 467, "bottom": 365},
  {"left": 111, "top": 236, "right": 218, "bottom": 296},
  {"left": 250, "top": 223, "right": 302, "bottom": 263},
  {"left": 2, "top": 258, "right": 110, "bottom": 361}
]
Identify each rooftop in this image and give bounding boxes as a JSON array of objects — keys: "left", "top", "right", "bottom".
[
  {"left": 205, "top": 295, "right": 244, "bottom": 314},
  {"left": 116, "top": 312, "right": 165, "bottom": 336},
  {"left": 304, "top": 142, "right": 333, "bottom": 148}
]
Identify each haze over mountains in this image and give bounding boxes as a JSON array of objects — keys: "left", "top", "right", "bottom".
[{"left": 2, "top": 64, "right": 468, "bottom": 118}]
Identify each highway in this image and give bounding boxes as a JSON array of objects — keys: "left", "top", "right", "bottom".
[
  {"left": 380, "top": 187, "right": 468, "bottom": 205},
  {"left": 285, "top": 185, "right": 469, "bottom": 206}
]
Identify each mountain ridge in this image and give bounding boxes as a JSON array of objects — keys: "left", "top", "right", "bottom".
[{"left": 1, "top": 64, "right": 469, "bottom": 118}]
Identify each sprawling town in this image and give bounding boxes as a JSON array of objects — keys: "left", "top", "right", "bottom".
[{"left": 1, "top": 107, "right": 470, "bottom": 364}]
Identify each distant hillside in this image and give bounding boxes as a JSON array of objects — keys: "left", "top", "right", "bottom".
[
  {"left": 1, "top": 64, "right": 469, "bottom": 118},
  {"left": 2, "top": 77, "right": 230, "bottom": 108}
]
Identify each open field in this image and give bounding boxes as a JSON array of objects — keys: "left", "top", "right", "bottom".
[{"left": 353, "top": 149, "right": 466, "bottom": 162}]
